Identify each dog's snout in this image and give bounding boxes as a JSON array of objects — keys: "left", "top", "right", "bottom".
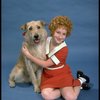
[{"left": 34, "top": 34, "right": 39, "bottom": 39}]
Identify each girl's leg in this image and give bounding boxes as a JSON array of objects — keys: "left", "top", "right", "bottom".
[
  {"left": 60, "top": 86, "right": 81, "bottom": 100},
  {"left": 73, "top": 86, "right": 81, "bottom": 98},
  {"left": 41, "top": 88, "right": 61, "bottom": 100}
]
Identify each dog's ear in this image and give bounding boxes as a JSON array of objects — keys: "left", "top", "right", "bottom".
[
  {"left": 20, "top": 24, "right": 27, "bottom": 30},
  {"left": 40, "top": 21, "right": 47, "bottom": 26}
]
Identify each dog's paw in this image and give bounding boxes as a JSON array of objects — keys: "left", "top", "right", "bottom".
[
  {"left": 9, "top": 81, "right": 16, "bottom": 88},
  {"left": 34, "top": 87, "right": 40, "bottom": 93}
]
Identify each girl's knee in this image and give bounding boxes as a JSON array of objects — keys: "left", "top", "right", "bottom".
[
  {"left": 41, "top": 88, "right": 61, "bottom": 100},
  {"left": 41, "top": 90, "right": 51, "bottom": 100},
  {"left": 63, "top": 94, "right": 77, "bottom": 100}
]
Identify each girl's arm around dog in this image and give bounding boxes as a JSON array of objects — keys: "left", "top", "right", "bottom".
[{"left": 22, "top": 45, "right": 54, "bottom": 68}]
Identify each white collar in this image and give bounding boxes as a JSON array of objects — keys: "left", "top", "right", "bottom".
[{"left": 46, "top": 37, "right": 67, "bottom": 57}]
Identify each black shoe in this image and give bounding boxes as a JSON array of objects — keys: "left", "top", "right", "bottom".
[
  {"left": 81, "top": 83, "right": 91, "bottom": 90},
  {"left": 77, "top": 70, "right": 90, "bottom": 83},
  {"left": 77, "top": 70, "right": 83, "bottom": 78}
]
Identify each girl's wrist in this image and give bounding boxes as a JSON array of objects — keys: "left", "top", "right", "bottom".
[{"left": 28, "top": 53, "right": 32, "bottom": 60}]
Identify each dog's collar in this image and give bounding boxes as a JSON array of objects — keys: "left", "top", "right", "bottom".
[{"left": 22, "top": 32, "right": 26, "bottom": 36}]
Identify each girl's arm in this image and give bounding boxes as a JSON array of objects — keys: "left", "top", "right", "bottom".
[{"left": 22, "top": 46, "right": 54, "bottom": 68}]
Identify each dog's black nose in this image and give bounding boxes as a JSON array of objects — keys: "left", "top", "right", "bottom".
[{"left": 34, "top": 34, "right": 39, "bottom": 39}]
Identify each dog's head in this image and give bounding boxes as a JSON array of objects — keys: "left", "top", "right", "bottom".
[{"left": 20, "top": 20, "right": 47, "bottom": 45}]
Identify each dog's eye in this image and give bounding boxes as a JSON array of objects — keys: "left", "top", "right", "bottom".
[
  {"left": 29, "top": 27, "right": 33, "bottom": 30},
  {"left": 37, "top": 26, "right": 41, "bottom": 29}
]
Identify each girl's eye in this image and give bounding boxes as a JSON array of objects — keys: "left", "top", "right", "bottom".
[
  {"left": 37, "top": 26, "right": 41, "bottom": 29},
  {"left": 29, "top": 26, "right": 32, "bottom": 30},
  {"left": 56, "top": 31, "right": 60, "bottom": 34},
  {"left": 63, "top": 33, "right": 66, "bottom": 36}
]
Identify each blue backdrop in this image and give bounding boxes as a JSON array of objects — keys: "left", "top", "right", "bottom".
[{"left": 2, "top": 0, "right": 99, "bottom": 100}]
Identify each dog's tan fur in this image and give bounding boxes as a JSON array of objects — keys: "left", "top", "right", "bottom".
[{"left": 9, "top": 20, "right": 47, "bottom": 92}]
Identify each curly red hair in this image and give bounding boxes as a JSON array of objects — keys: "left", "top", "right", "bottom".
[{"left": 48, "top": 16, "right": 72, "bottom": 37}]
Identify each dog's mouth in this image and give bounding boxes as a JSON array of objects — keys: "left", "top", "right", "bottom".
[
  {"left": 32, "top": 34, "right": 41, "bottom": 44},
  {"left": 33, "top": 39, "right": 40, "bottom": 44}
]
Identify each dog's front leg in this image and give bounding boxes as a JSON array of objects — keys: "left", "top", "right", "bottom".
[
  {"left": 36, "top": 68, "right": 42, "bottom": 87},
  {"left": 25, "top": 58, "right": 40, "bottom": 93}
]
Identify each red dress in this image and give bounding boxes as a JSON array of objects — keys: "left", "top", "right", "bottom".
[{"left": 40, "top": 37, "right": 81, "bottom": 90}]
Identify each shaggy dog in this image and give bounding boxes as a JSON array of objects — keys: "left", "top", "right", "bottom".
[{"left": 9, "top": 20, "right": 47, "bottom": 93}]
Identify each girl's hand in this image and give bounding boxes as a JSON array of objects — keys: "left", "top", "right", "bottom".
[{"left": 22, "top": 45, "right": 31, "bottom": 58}]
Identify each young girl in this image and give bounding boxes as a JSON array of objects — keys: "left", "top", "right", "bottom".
[{"left": 22, "top": 16, "right": 90, "bottom": 100}]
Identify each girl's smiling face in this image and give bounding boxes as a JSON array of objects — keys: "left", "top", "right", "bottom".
[{"left": 52, "top": 27, "right": 67, "bottom": 45}]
